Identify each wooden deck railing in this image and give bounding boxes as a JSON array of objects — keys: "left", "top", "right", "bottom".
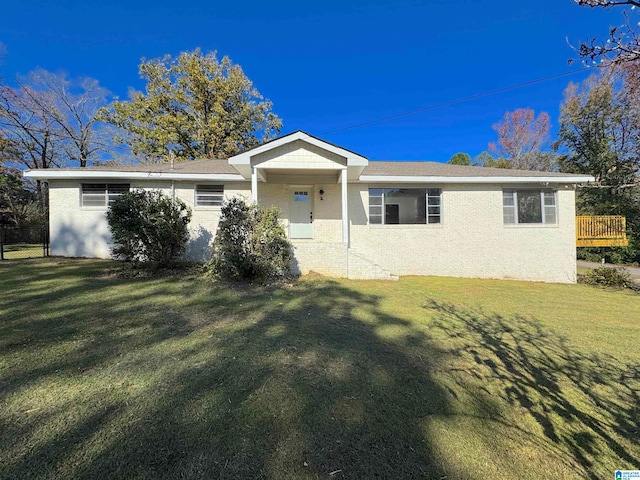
[{"left": 576, "top": 215, "right": 628, "bottom": 247}]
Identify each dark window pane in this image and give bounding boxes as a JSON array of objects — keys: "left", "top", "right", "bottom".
[
  {"left": 198, "top": 185, "right": 223, "bottom": 193},
  {"left": 385, "top": 188, "right": 426, "bottom": 224},
  {"left": 196, "top": 185, "right": 224, "bottom": 206},
  {"left": 82, "top": 184, "right": 106, "bottom": 193},
  {"left": 107, "top": 184, "right": 130, "bottom": 194},
  {"left": 385, "top": 204, "right": 400, "bottom": 224},
  {"left": 369, "top": 187, "right": 441, "bottom": 225},
  {"left": 517, "top": 191, "right": 542, "bottom": 223}
]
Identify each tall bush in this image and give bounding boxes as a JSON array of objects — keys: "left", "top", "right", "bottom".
[
  {"left": 107, "top": 190, "right": 192, "bottom": 266},
  {"left": 207, "top": 198, "right": 292, "bottom": 281}
]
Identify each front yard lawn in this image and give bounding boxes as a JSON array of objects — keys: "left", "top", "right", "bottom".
[{"left": 1, "top": 258, "right": 638, "bottom": 479}]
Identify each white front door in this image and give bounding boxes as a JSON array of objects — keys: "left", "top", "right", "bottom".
[{"left": 290, "top": 188, "right": 313, "bottom": 239}]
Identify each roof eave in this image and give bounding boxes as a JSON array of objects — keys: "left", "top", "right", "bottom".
[
  {"left": 358, "top": 175, "right": 596, "bottom": 184},
  {"left": 23, "top": 170, "right": 247, "bottom": 182}
]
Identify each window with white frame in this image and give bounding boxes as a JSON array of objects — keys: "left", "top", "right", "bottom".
[
  {"left": 195, "top": 185, "right": 224, "bottom": 207},
  {"left": 369, "top": 188, "right": 441, "bottom": 225},
  {"left": 503, "top": 189, "right": 556, "bottom": 224},
  {"left": 81, "top": 183, "right": 130, "bottom": 207}
]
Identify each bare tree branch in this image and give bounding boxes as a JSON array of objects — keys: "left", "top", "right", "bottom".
[{"left": 574, "top": 1, "right": 640, "bottom": 63}]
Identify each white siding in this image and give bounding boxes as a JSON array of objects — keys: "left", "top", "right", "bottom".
[{"left": 253, "top": 140, "right": 346, "bottom": 169}]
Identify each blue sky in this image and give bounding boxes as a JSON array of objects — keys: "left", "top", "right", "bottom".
[{"left": 0, "top": 0, "right": 623, "bottom": 162}]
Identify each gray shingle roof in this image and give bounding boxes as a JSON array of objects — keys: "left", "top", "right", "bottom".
[
  {"left": 362, "top": 161, "right": 587, "bottom": 178},
  {"left": 32, "top": 158, "right": 593, "bottom": 181},
  {"left": 55, "top": 158, "right": 238, "bottom": 175}
]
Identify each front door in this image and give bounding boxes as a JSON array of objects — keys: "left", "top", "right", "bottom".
[{"left": 290, "top": 188, "right": 313, "bottom": 239}]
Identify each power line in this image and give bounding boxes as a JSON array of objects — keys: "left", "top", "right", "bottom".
[{"left": 323, "top": 67, "right": 593, "bottom": 135}]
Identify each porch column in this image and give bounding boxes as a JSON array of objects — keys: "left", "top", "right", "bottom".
[
  {"left": 251, "top": 167, "right": 258, "bottom": 203},
  {"left": 341, "top": 169, "right": 349, "bottom": 246}
]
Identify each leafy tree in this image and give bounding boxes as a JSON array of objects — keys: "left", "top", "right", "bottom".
[
  {"left": 448, "top": 152, "right": 472, "bottom": 166},
  {"left": 474, "top": 151, "right": 512, "bottom": 169},
  {"left": 489, "top": 108, "right": 554, "bottom": 170},
  {"left": 98, "top": 49, "right": 282, "bottom": 162},
  {"left": 573, "top": 0, "right": 640, "bottom": 63},
  {"left": 106, "top": 190, "right": 192, "bottom": 265},
  {"left": 557, "top": 66, "right": 640, "bottom": 263},
  {"left": 207, "top": 197, "right": 292, "bottom": 281},
  {"left": 558, "top": 68, "right": 639, "bottom": 190}
]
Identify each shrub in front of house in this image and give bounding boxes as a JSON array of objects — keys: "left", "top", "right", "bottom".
[
  {"left": 578, "top": 266, "right": 640, "bottom": 292},
  {"left": 206, "top": 198, "right": 292, "bottom": 281},
  {"left": 107, "top": 190, "right": 192, "bottom": 266}
]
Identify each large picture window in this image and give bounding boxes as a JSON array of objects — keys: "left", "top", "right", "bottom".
[
  {"left": 81, "top": 183, "right": 129, "bottom": 207},
  {"left": 369, "top": 188, "right": 441, "bottom": 225},
  {"left": 195, "top": 185, "right": 224, "bottom": 207},
  {"left": 503, "top": 189, "right": 556, "bottom": 224}
]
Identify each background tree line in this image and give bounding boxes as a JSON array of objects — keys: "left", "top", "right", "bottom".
[{"left": 0, "top": 49, "right": 281, "bottom": 226}]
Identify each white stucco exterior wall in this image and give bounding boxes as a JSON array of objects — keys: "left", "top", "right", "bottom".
[
  {"left": 47, "top": 177, "right": 578, "bottom": 283},
  {"left": 47, "top": 179, "right": 251, "bottom": 261},
  {"left": 348, "top": 183, "right": 577, "bottom": 283},
  {"left": 48, "top": 180, "right": 115, "bottom": 259}
]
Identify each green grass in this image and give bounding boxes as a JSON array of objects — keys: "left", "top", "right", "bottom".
[
  {"left": 1, "top": 243, "right": 45, "bottom": 259},
  {"left": 1, "top": 259, "right": 638, "bottom": 479}
]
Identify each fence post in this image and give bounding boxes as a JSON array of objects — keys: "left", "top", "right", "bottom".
[
  {"left": 42, "top": 224, "right": 50, "bottom": 257},
  {"left": 0, "top": 226, "right": 4, "bottom": 261}
]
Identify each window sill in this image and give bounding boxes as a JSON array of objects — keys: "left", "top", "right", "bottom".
[
  {"left": 80, "top": 206, "right": 108, "bottom": 211},
  {"left": 194, "top": 206, "right": 222, "bottom": 211},
  {"left": 368, "top": 224, "right": 444, "bottom": 229},
  {"left": 503, "top": 223, "right": 558, "bottom": 228}
]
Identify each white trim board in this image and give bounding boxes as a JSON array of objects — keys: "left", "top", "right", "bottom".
[
  {"left": 358, "top": 175, "right": 595, "bottom": 184},
  {"left": 23, "top": 171, "right": 246, "bottom": 182}
]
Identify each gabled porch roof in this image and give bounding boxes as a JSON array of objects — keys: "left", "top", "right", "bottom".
[{"left": 228, "top": 130, "right": 369, "bottom": 181}]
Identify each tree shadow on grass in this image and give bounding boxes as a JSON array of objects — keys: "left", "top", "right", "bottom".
[
  {"left": 424, "top": 299, "right": 640, "bottom": 480},
  {"left": 0, "top": 260, "right": 269, "bottom": 400},
  {"left": 0, "top": 265, "right": 478, "bottom": 479}
]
